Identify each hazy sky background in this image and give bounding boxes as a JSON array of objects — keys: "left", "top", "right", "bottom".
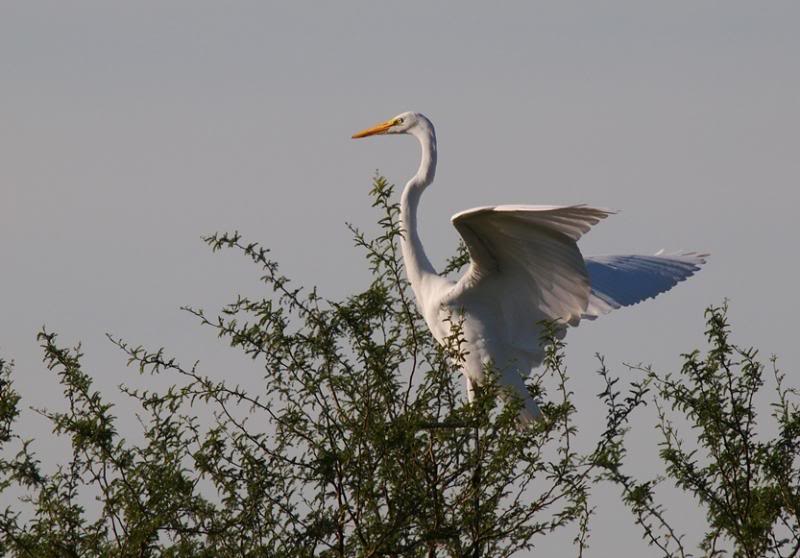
[{"left": 2, "top": 2, "right": 799, "bottom": 555}]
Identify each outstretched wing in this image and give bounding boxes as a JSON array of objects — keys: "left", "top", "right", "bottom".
[
  {"left": 583, "top": 251, "right": 708, "bottom": 319},
  {"left": 449, "top": 205, "right": 613, "bottom": 352}
]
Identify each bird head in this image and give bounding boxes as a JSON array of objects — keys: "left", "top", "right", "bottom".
[{"left": 352, "top": 112, "right": 429, "bottom": 138}]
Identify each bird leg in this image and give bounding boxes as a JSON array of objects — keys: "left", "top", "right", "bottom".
[{"left": 465, "top": 376, "right": 477, "bottom": 403}]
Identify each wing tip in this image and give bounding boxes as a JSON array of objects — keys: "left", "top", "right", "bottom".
[
  {"left": 583, "top": 250, "right": 710, "bottom": 319},
  {"left": 575, "top": 204, "right": 618, "bottom": 216},
  {"left": 654, "top": 249, "right": 710, "bottom": 266}
]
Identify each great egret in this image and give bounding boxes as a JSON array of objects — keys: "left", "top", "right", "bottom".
[{"left": 353, "top": 112, "right": 706, "bottom": 423}]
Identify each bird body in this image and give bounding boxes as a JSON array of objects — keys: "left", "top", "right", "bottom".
[{"left": 353, "top": 112, "right": 706, "bottom": 423}]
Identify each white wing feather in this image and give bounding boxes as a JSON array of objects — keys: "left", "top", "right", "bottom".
[
  {"left": 583, "top": 251, "right": 709, "bottom": 319},
  {"left": 448, "top": 205, "right": 614, "bottom": 355}
]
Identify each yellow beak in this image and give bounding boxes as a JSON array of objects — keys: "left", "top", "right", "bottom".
[{"left": 352, "top": 119, "right": 395, "bottom": 139}]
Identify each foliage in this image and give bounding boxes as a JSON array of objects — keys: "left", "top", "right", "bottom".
[
  {"left": 598, "top": 304, "right": 800, "bottom": 558},
  {"left": 0, "top": 176, "right": 605, "bottom": 557}
]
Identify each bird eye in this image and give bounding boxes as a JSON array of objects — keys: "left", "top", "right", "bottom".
[{"left": 395, "top": 117, "right": 404, "bottom": 124}]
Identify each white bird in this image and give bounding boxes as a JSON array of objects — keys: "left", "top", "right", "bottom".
[{"left": 353, "top": 112, "right": 706, "bottom": 423}]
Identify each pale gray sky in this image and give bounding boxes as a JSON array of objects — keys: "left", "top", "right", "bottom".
[{"left": 2, "top": 2, "right": 799, "bottom": 555}]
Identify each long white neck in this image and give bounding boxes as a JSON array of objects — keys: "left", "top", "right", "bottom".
[{"left": 400, "top": 120, "right": 438, "bottom": 301}]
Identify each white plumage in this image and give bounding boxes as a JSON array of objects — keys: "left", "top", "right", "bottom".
[{"left": 353, "top": 112, "right": 707, "bottom": 423}]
